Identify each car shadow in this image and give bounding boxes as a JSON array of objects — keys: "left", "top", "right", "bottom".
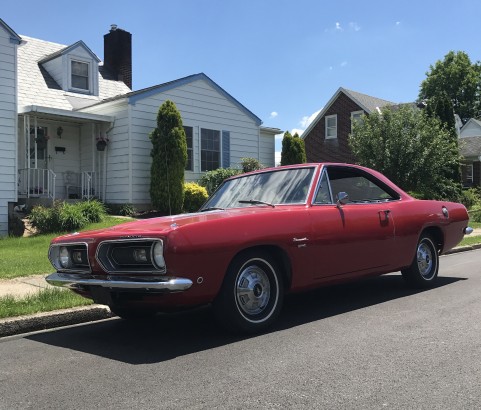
[{"left": 27, "top": 274, "right": 465, "bottom": 364}]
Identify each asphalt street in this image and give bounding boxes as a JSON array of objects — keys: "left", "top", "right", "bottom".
[{"left": 1, "top": 250, "right": 480, "bottom": 409}]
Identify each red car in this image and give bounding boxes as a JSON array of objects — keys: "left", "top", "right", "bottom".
[{"left": 46, "top": 163, "right": 471, "bottom": 333}]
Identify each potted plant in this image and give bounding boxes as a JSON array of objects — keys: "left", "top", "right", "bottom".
[{"left": 96, "top": 134, "right": 109, "bottom": 151}]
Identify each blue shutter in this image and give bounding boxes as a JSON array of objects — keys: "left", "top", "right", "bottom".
[{"left": 222, "top": 131, "right": 230, "bottom": 168}]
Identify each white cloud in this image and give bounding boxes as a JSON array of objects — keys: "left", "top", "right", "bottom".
[
  {"left": 349, "top": 22, "right": 361, "bottom": 31},
  {"left": 269, "top": 111, "right": 278, "bottom": 119},
  {"left": 340, "top": 61, "right": 348, "bottom": 67},
  {"left": 290, "top": 128, "right": 305, "bottom": 137},
  {"left": 300, "top": 108, "right": 322, "bottom": 129},
  {"left": 396, "top": 21, "right": 401, "bottom": 26},
  {"left": 335, "top": 22, "right": 343, "bottom": 31}
]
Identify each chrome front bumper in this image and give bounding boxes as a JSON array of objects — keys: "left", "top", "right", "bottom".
[{"left": 46, "top": 272, "right": 193, "bottom": 292}]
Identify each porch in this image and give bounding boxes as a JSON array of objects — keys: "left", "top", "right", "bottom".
[
  {"left": 17, "top": 107, "right": 114, "bottom": 206},
  {"left": 18, "top": 169, "right": 100, "bottom": 201}
]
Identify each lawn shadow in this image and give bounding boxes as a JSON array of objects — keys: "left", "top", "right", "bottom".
[{"left": 27, "top": 274, "right": 465, "bottom": 365}]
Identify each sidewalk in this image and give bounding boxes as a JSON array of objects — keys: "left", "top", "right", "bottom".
[{"left": 1, "top": 231, "right": 481, "bottom": 338}]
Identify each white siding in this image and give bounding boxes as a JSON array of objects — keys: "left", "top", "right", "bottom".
[
  {"left": 259, "top": 131, "right": 275, "bottom": 168},
  {"left": 81, "top": 78, "right": 263, "bottom": 207},
  {"left": 460, "top": 121, "right": 481, "bottom": 138},
  {"left": 0, "top": 26, "right": 17, "bottom": 235},
  {"left": 129, "top": 79, "right": 260, "bottom": 204}
]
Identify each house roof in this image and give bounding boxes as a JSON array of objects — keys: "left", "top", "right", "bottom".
[
  {"left": 17, "top": 35, "right": 131, "bottom": 113},
  {"left": 38, "top": 40, "right": 101, "bottom": 64},
  {"left": 301, "top": 87, "right": 395, "bottom": 138},
  {"left": 0, "top": 18, "right": 21, "bottom": 44},
  {"left": 460, "top": 136, "right": 481, "bottom": 160},
  {"left": 83, "top": 73, "right": 263, "bottom": 126}
]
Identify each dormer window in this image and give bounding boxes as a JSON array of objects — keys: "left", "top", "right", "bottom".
[{"left": 71, "top": 60, "right": 89, "bottom": 90}]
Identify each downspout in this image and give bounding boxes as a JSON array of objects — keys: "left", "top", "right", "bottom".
[{"left": 128, "top": 104, "right": 133, "bottom": 203}]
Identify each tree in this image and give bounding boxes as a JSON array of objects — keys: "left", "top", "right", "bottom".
[
  {"left": 419, "top": 51, "right": 481, "bottom": 123},
  {"left": 240, "top": 157, "right": 264, "bottom": 173},
  {"left": 349, "top": 105, "right": 462, "bottom": 200},
  {"left": 150, "top": 100, "right": 187, "bottom": 214},
  {"left": 280, "top": 131, "right": 306, "bottom": 165}
]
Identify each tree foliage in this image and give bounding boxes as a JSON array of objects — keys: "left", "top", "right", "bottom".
[
  {"left": 349, "top": 105, "right": 462, "bottom": 200},
  {"left": 419, "top": 51, "right": 481, "bottom": 123},
  {"left": 280, "top": 131, "right": 306, "bottom": 165},
  {"left": 150, "top": 100, "right": 187, "bottom": 214}
]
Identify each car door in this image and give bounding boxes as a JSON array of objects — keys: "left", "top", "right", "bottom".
[{"left": 306, "top": 166, "right": 397, "bottom": 281}]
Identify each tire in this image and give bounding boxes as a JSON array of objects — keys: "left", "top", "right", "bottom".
[
  {"left": 401, "top": 234, "right": 439, "bottom": 288},
  {"left": 214, "top": 250, "right": 284, "bottom": 333}
]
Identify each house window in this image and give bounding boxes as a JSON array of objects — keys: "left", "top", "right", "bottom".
[
  {"left": 351, "top": 111, "right": 364, "bottom": 131},
  {"left": 325, "top": 115, "right": 337, "bottom": 139},
  {"left": 184, "top": 126, "right": 193, "bottom": 171},
  {"left": 71, "top": 60, "right": 89, "bottom": 90},
  {"left": 201, "top": 128, "right": 220, "bottom": 171},
  {"left": 464, "top": 164, "right": 474, "bottom": 184}
]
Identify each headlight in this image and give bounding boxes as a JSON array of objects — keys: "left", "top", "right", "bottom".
[
  {"left": 59, "top": 246, "right": 70, "bottom": 268},
  {"left": 153, "top": 241, "right": 165, "bottom": 269},
  {"left": 48, "top": 243, "right": 90, "bottom": 273}
]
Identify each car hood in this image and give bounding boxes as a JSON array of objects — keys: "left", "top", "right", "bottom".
[{"left": 51, "top": 208, "right": 280, "bottom": 243}]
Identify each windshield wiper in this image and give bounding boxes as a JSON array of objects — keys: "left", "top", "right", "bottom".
[
  {"left": 200, "top": 207, "right": 225, "bottom": 212},
  {"left": 238, "top": 199, "right": 275, "bottom": 208}
]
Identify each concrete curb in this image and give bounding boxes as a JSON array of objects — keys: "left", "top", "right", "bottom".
[
  {"left": 0, "top": 305, "right": 112, "bottom": 338},
  {"left": 445, "top": 243, "right": 481, "bottom": 254}
]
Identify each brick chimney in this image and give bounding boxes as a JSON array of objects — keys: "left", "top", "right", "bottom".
[{"left": 104, "top": 24, "right": 132, "bottom": 89}]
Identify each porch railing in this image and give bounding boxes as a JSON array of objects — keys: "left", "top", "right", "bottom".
[
  {"left": 81, "top": 171, "right": 96, "bottom": 200},
  {"left": 18, "top": 168, "right": 56, "bottom": 200}
]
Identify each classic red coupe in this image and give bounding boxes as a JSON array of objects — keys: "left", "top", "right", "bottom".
[{"left": 46, "top": 163, "right": 471, "bottom": 333}]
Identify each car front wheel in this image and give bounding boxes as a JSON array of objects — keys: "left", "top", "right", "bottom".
[
  {"left": 401, "top": 234, "right": 439, "bottom": 288},
  {"left": 214, "top": 251, "right": 284, "bottom": 333}
]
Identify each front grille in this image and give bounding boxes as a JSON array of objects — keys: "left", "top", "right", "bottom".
[{"left": 96, "top": 238, "right": 166, "bottom": 274}]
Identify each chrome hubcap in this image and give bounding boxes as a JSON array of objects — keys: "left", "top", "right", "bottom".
[
  {"left": 236, "top": 265, "right": 270, "bottom": 316},
  {"left": 417, "top": 242, "right": 433, "bottom": 278}
]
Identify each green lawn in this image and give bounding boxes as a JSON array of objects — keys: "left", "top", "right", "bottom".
[
  {"left": 0, "top": 288, "right": 92, "bottom": 319},
  {"left": 0, "top": 216, "right": 133, "bottom": 280}
]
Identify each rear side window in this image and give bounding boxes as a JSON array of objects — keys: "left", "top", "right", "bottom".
[{"left": 326, "top": 167, "right": 399, "bottom": 203}]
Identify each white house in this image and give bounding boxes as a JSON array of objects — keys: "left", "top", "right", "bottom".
[
  {"left": 0, "top": 19, "right": 279, "bottom": 236},
  {"left": 0, "top": 20, "right": 21, "bottom": 237}
]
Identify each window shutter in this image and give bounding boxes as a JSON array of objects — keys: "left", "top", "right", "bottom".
[{"left": 222, "top": 131, "right": 230, "bottom": 168}]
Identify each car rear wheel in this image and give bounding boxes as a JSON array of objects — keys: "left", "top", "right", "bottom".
[
  {"left": 401, "top": 234, "right": 439, "bottom": 288},
  {"left": 214, "top": 251, "right": 284, "bottom": 333}
]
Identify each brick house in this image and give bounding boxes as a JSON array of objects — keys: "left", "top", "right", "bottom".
[{"left": 302, "top": 87, "right": 394, "bottom": 163}]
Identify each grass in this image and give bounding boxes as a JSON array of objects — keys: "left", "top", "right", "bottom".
[
  {"left": 0, "top": 288, "right": 92, "bottom": 319},
  {"left": 0, "top": 216, "right": 133, "bottom": 280}
]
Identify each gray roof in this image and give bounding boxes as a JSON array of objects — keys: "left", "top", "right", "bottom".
[
  {"left": 460, "top": 136, "right": 481, "bottom": 159},
  {"left": 17, "top": 35, "right": 131, "bottom": 112},
  {"left": 342, "top": 88, "right": 395, "bottom": 113}
]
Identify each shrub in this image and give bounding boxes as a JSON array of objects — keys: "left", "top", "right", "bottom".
[
  {"left": 460, "top": 188, "right": 481, "bottom": 209},
  {"left": 240, "top": 157, "right": 264, "bottom": 173},
  {"left": 105, "top": 203, "right": 137, "bottom": 217},
  {"left": 198, "top": 168, "right": 241, "bottom": 195},
  {"left": 59, "top": 203, "right": 88, "bottom": 232},
  {"left": 183, "top": 182, "right": 209, "bottom": 212},
  {"left": 469, "top": 204, "right": 481, "bottom": 223},
  {"left": 29, "top": 201, "right": 90, "bottom": 234},
  {"left": 78, "top": 200, "right": 106, "bottom": 223}
]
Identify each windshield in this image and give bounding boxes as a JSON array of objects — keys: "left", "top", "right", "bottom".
[{"left": 201, "top": 167, "right": 316, "bottom": 210}]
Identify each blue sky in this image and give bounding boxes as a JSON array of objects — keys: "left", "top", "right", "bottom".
[{"left": 3, "top": 0, "right": 481, "bottom": 161}]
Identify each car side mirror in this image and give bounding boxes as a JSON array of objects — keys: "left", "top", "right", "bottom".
[{"left": 336, "top": 192, "right": 349, "bottom": 206}]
